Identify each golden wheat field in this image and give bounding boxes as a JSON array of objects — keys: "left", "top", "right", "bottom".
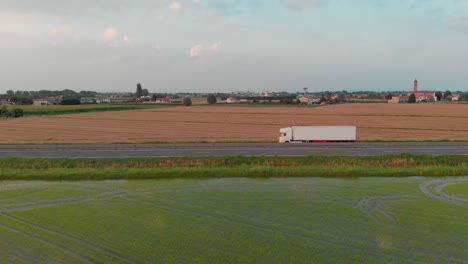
[{"left": 0, "top": 104, "right": 467, "bottom": 143}]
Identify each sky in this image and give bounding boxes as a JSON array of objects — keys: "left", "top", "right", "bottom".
[{"left": 1, "top": 0, "right": 468, "bottom": 93}]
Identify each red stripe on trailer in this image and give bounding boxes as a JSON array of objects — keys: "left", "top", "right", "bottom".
[{"left": 311, "top": 140, "right": 327, "bottom": 143}]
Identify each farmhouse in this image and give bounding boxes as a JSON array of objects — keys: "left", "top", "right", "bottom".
[
  {"left": 33, "top": 98, "right": 57, "bottom": 105},
  {"left": 155, "top": 96, "right": 171, "bottom": 103},
  {"left": 226, "top": 97, "right": 238, "bottom": 104}
]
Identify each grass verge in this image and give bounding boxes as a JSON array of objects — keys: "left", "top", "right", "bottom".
[{"left": 0, "top": 154, "right": 466, "bottom": 180}]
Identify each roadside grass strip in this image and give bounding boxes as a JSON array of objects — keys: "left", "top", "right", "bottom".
[{"left": 0, "top": 154, "right": 467, "bottom": 180}]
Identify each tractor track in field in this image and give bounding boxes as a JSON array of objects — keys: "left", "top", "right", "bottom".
[
  {"left": 419, "top": 177, "right": 468, "bottom": 207},
  {"left": 0, "top": 187, "right": 136, "bottom": 212},
  {"left": 0, "top": 213, "right": 143, "bottom": 264},
  {"left": 354, "top": 195, "right": 420, "bottom": 223},
  {"left": 0, "top": 221, "right": 99, "bottom": 263},
  {"left": 123, "top": 193, "right": 458, "bottom": 262}
]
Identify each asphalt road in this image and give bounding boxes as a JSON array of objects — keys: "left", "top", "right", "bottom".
[{"left": 0, "top": 142, "right": 466, "bottom": 158}]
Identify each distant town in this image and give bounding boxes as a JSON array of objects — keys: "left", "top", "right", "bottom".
[{"left": 1, "top": 80, "right": 467, "bottom": 106}]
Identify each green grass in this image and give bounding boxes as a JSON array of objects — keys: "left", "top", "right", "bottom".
[
  {"left": 5, "top": 104, "right": 177, "bottom": 116},
  {"left": 443, "top": 182, "right": 468, "bottom": 198},
  {"left": 0, "top": 177, "right": 466, "bottom": 263},
  {"left": 0, "top": 154, "right": 466, "bottom": 180}
]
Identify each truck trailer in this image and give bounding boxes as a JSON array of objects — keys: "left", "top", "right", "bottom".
[{"left": 279, "top": 126, "right": 357, "bottom": 143}]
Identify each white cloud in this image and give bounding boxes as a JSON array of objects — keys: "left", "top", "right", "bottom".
[
  {"left": 169, "top": 2, "right": 183, "bottom": 13},
  {"left": 190, "top": 44, "right": 204, "bottom": 57},
  {"left": 192, "top": 10, "right": 229, "bottom": 24},
  {"left": 448, "top": 14, "right": 468, "bottom": 27},
  {"left": 153, "top": 44, "right": 162, "bottom": 53},
  {"left": 0, "top": 0, "right": 168, "bottom": 17},
  {"left": 100, "top": 27, "right": 118, "bottom": 41},
  {"left": 194, "top": 0, "right": 201, "bottom": 6},
  {"left": 227, "top": 16, "right": 236, "bottom": 24},
  {"left": 47, "top": 26, "right": 80, "bottom": 46},
  {"left": 48, "top": 26, "right": 72, "bottom": 37},
  {"left": 286, "top": 0, "right": 328, "bottom": 10},
  {"left": 123, "top": 35, "right": 131, "bottom": 44},
  {"left": 211, "top": 41, "right": 222, "bottom": 53}
]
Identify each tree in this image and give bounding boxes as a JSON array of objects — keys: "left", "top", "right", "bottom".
[
  {"left": 319, "top": 95, "right": 327, "bottom": 103},
  {"left": 6, "top": 90, "right": 14, "bottom": 96},
  {"left": 136, "top": 83, "right": 143, "bottom": 98},
  {"left": 10, "top": 97, "right": 33, "bottom": 105},
  {"left": 12, "top": 108, "right": 23, "bottom": 118},
  {"left": 61, "top": 98, "right": 81, "bottom": 105},
  {"left": 207, "top": 94, "right": 217, "bottom": 104},
  {"left": 435, "top": 91, "right": 442, "bottom": 101},
  {"left": 142, "top": 89, "right": 149, "bottom": 97},
  {"left": 408, "top": 93, "right": 416, "bottom": 103},
  {"left": 183, "top": 97, "right": 192, "bottom": 106},
  {"left": 460, "top": 92, "right": 468, "bottom": 101},
  {"left": 443, "top": 90, "right": 452, "bottom": 100},
  {"left": 385, "top": 94, "right": 393, "bottom": 100},
  {"left": 0, "top": 106, "right": 9, "bottom": 117}
]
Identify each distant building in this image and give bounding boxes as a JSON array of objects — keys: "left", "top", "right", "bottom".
[
  {"left": 155, "top": 96, "right": 171, "bottom": 103},
  {"left": 33, "top": 98, "right": 57, "bottom": 105},
  {"left": 407, "top": 79, "right": 436, "bottom": 102},
  {"left": 226, "top": 97, "right": 238, "bottom": 104},
  {"left": 388, "top": 96, "right": 401, "bottom": 104},
  {"left": 297, "top": 96, "right": 313, "bottom": 103}
]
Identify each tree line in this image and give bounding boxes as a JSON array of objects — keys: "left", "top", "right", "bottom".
[{"left": 0, "top": 89, "right": 97, "bottom": 99}]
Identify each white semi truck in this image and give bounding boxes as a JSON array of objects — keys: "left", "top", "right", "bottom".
[{"left": 279, "top": 126, "right": 357, "bottom": 143}]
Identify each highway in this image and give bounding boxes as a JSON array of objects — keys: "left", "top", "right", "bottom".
[{"left": 0, "top": 142, "right": 466, "bottom": 158}]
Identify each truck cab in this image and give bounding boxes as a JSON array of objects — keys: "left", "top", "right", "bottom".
[{"left": 279, "top": 127, "right": 292, "bottom": 143}]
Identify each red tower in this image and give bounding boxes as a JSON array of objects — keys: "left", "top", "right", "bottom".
[{"left": 413, "top": 79, "right": 418, "bottom": 93}]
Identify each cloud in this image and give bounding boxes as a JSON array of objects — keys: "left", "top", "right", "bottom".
[
  {"left": 190, "top": 44, "right": 204, "bottom": 57},
  {"left": 169, "top": 2, "right": 183, "bottom": 13},
  {"left": 48, "top": 26, "right": 73, "bottom": 37},
  {"left": 286, "top": 0, "right": 328, "bottom": 10},
  {"left": 0, "top": 0, "right": 167, "bottom": 17},
  {"left": 449, "top": 14, "right": 468, "bottom": 27},
  {"left": 153, "top": 44, "right": 163, "bottom": 53},
  {"left": 123, "top": 35, "right": 132, "bottom": 44},
  {"left": 192, "top": 10, "right": 231, "bottom": 24},
  {"left": 211, "top": 41, "right": 222, "bottom": 53},
  {"left": 47, "top": 26, "right": 81, "bottom": 46},
  {"left": 100, "top": 27, "right": 118, "bottom": 41},
  {"left": 194, "top": 0, "right": 201, "bottom": 6}
]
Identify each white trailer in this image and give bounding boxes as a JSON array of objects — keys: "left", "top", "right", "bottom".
[{"left": 279, "top": 126, "right": 357, "bottom": 143}]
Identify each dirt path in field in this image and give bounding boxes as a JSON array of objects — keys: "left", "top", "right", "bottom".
[{"left": 0, "top": 104, "right": 467, "bottom": 143}]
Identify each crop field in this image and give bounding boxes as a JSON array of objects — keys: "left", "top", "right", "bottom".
[
  {"left": 0, "top": 103, "right": 467, "bottom": 143},
  {"left": 4, "top": 104, "right": 175, "bottom": 116},
  {"left": 0, "top": 177, "right": 466, "bottom": 263}
]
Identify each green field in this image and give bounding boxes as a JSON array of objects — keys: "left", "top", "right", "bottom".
[
  {"left": 0, "top": 177, "right": 466, "bottom": 263},
  {"left": 5, "top": 104, "right": 176, "bottom": 116}
]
